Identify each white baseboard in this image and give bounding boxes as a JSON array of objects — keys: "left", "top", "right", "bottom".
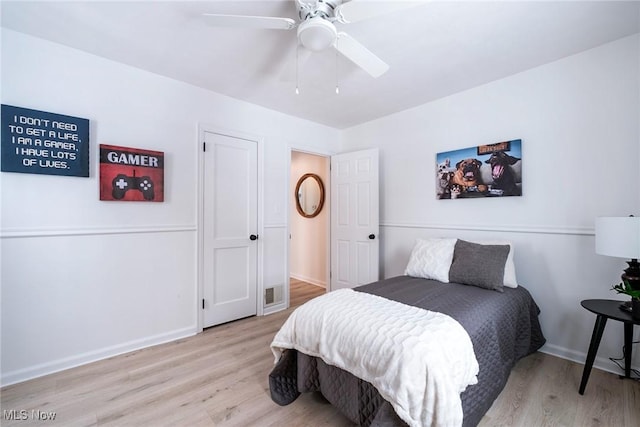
[
  {"left": 263, "top": 303, "right": 286, "bottom": 316},
  {"left": 1, "top": 326, "right": 197, "bottom": 387},
  {"left": 539, "top": 342, "right": 639, "bottom": 377},
  {"left": 290, "top": 273, "right": 326, "bottom": 289}
]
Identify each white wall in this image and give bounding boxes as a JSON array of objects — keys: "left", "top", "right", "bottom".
[
  {"left": 290, "top": 151, "right": 329, "bottom": 287},
  {"left": 0, "top": 29, "right": 340, "bottom": 385},
  {"left": 341, "top": 34, "right": 640, "bottom": 374}
]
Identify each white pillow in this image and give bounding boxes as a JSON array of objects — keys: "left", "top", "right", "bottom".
[
  {"left": 469, "top": 240, "right": 518, "bottom": 288},
  {"left": 405, "top": 238, "right": 457, "bottom": 283}
]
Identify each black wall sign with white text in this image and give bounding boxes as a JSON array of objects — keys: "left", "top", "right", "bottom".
[{"left": 1, "top": 104, "right": 90, "bottom": 177}]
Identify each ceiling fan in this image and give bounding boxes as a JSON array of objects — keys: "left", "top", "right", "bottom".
[{"left": 203, "top": 0, "right": 410, "bottom": 78}]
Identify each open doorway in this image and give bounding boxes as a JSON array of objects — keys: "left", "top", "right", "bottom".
[{"left": 289, "top": 150, "right": 330, "bottom": 303}]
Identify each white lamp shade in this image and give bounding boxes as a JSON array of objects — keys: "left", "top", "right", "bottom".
[{"left": 595, "top": 216, "right": 640, "bottom": 259}]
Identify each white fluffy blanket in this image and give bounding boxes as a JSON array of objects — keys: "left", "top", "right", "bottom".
[{"left": 271, "top": 289, "right": 479, "bottom": 427}]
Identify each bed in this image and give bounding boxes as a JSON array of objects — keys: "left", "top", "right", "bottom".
[{"left": 269, "top": 239, "right": 546, "bottom": 427}]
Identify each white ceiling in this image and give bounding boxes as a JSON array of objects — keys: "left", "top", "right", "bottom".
[{"left": 2, "top": 1, "right": 639, "bottom": 129}]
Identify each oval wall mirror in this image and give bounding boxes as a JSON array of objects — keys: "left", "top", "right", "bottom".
[{"left": 295, "top": 173, "right": 325, "bottom": 218}]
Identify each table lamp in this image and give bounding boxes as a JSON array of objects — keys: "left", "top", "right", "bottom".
[{"left": 595, "top": 216, "right": 640, "bottom": 292}]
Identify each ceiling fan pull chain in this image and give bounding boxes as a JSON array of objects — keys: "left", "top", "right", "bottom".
[
  {"left": 295, "top": 43, "right": 300, "bottom": 95},
  {"left": 335, "top": 44, "right": 340, "bottom": 95}
]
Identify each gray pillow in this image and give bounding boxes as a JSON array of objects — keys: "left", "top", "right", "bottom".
[{"left": 449, "top": 239, "right": 510, "bottom": 292}]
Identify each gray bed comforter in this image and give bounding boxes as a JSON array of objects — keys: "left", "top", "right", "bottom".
[{"left": 269, "top": 276, "right": 545, "bottom": 427}]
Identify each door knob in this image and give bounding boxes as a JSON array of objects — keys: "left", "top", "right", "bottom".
[
  {"left": 249, "top": 234, "right": 258, "bottom": 241},
  {"left": 368, "top": 234, "right": 375, "bottom": 240}
]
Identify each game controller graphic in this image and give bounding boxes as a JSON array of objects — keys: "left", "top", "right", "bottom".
[{"left": 112, "top": 171, "right": 155, "bottom": 200}]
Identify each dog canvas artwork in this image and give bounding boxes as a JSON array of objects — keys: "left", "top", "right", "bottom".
[
  {"left": 436, "top": 158, "right": 454, "bottom": 199},
  {"left": 452, "top": 158, "right": 488, "bottom": 193},
  {"left": 484, "top": 151, "right": 521, "bottom": 196},
  {"left": 435, "top": 139, "right": 522, "bottom": 199}
]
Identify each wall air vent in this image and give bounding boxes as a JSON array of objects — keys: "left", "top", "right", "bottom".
[
  {"left": 265, "top": 287, "right": 275, "bottom": 305},
  {"left": 265, "top": 285, "right": 284, "bottom": 306}
]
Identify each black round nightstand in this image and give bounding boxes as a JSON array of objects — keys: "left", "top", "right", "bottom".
[{"left": 579, "top": 299, "right": 640, "bottom": 395}]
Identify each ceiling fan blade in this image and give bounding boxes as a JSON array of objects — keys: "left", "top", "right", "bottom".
[
  {"left": 202, "top": 14, "right": 296, "bottom": 30},
  {"left": 335, "top": 32, "right": 389, "bottom": 78},
  {"left": 335, "top": 0, "right": 427, "bottom": 24}
]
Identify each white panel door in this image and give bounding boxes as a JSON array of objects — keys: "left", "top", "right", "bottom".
[
  {"left": 203, "top": 131, "right": 258, "bottom": 327},
  {"left": 331, "top": 149, "right": 379, "bottom": 290}
]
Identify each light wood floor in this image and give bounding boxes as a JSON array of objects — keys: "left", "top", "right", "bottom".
[{"left": 2, "top": 280, "right": 639, "bottom": 426}]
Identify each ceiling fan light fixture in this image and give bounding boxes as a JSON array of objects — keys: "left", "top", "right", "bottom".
[{"left": 297, "top": 17, "right": 337, "bottom": 52}]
